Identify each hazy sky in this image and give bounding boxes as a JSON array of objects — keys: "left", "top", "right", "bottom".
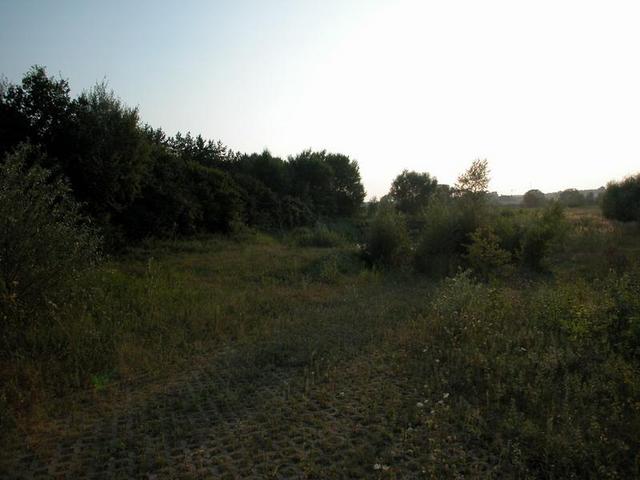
[{"left": 2, "top": 0, "right": 639, "bottom": 197}]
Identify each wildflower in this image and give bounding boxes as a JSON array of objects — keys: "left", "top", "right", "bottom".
[
  {"left": 374, "top": 463, "right": 382, "bottom": 470},
  {"left": 416, "top": 402, "right": 424, "bottom": 408},
  {"left": 443, "top": 392, "right": 449, "bottom": 399}
]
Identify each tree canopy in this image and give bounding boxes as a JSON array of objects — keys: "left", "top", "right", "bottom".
[
  {"left": 388, "top": 170, "right": 438, "bottom": 215},
  {"left": 558, "top": 189, "right": 586, "bottom": 208},
  {"left": 0, "top": 66, "right": 367, "bottom": 247},
  {"left": 601, "top": 174, "right": 640, "bottom": 222},
  {"left": 455, "top": 159, "right": 490, "bottom": 197},
  {"left": 522, "top": 189, "right": 546, "bottom": 208}
]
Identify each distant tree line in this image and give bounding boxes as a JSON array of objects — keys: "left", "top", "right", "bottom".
[
  {"left": 521, "top": 188, "right": 602, "bottom": 209},
  {"left": 0, "top": 66, "right": 365, "bottom": 246}
]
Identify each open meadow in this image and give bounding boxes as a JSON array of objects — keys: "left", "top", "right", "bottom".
[{"left": 2, "top": 208, "right": 639, "bottom": 479}]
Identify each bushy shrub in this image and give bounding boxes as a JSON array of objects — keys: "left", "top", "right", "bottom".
[
  {"left": 0, "top": 145, "right": 100, "bottom": 336},
  {"left": 486, "top": 204, "right": 567, "bottom": 273},
  {"left": 292, "top": 224, "right": 344, "bottom": 248},
  {"left": 362, "top": 207, "right": 409, "bottom": 267},
  {"left": 413, "top": 198, "right": 481, "bottom": 277},
  {"left": 601, "top": 174, "right": 640, "bottom": 222},
  {"left": 407, "top": 270, "right": 640, "bottom": 477},
  {"left": 491, "top": 209, "right": 529, "bottom": 252},
  {"left": 464, "top": 226, "right": 512, "bottom": 280},
  {"left": 518, "top": 202, "right": 567, "bottom": 270}
]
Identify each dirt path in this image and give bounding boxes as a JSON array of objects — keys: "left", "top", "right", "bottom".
[{"left": 1, "top": 286, "right": 433, "bottom": 479}]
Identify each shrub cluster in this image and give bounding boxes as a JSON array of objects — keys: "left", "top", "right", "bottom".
[
  {"left": 1, "top": 145, "right": 100, "bottom": 354},
  {"left": 408, "top": 269, "right": 640, "bottom": 477},
  {"left": 363, "top": 160, "right": 567, "bottom": 278},
  {"left": 362, "top": 206, "right": 410, "bottom": 268}
]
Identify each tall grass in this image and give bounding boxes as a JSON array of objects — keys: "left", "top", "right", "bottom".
[
  {"left": 3, "top": 205, "right": 640, "bottom": 478},
  {"left": 400, "top": 268, "right": 640, "bottom": 477},
  {"left": 0, "top": 235, "right": 355, "bottom": 431}
]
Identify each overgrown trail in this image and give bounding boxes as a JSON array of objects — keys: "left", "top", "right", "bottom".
[{"left": 1, "top": 268, "right": 437, "bottom": 479}]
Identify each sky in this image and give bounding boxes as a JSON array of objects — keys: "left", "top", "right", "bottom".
[{"left": 1, "top": 0, "right": 639, "bottom": 198}]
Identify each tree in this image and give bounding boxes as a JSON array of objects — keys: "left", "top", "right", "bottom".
[
  {"left": 1, "top": 66, "right": 367, "bottom": 245},
  {"left": 0, "top": 66, "right": 75, "bottom": 162},
  {"left": 235, "top": 150, "right": 289, "bottom": 194},
  {"left": 454, "top": 159, "right": 490, "bottom": 197},
  {"left": 184, "top": 161, "right": 243, "bottom": 233},
  {"left": 388, "top": 170, "right": 438, "bottom": 215},
  {"left": 558, "top": 189, "right": 585, "bottom": 208},
  {"left": 69, "top": 83, "right": 152, "bottom": 225},
  {"left": 287, "top": 150, "right": 338, "bottom": 216},
  {"left": 119, "top": 133, "right": 200, "bottom": 238},
  {"left": 522, "top": 189, "right": 546, "bottom": 208},
  {"left": 169, "top": 132, "right": 233, "bottom": 170},
  {"left": 324, "top": 153, "right": 365, "bottom": 217},
  {"left": 362, "top": 205, "right": 410, "bottom": 267},
  {"left": 601, "top": 174, "right": 640, "bottom": 222}
]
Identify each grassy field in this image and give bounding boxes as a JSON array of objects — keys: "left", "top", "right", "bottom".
[{"left": 2, "top": 211, "right": 640, "bottom": 478}]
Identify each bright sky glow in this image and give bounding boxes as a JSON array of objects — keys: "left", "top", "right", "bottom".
[{"left": 2, "top": 0, "right": 639, "bottom": 197}]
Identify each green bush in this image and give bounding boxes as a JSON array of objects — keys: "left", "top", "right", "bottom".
[
  {"left": 486, "top": 204, "right": 567, "bottom": 272},
  {"left": 518, "top": 202, "right": 567, "bottom": 270},
  {"left": 413, "top": 199, "right": 481, "bottom": 277},
  {"left": 0, "top": 144, "right": 100, "bottom": 346},
  {"left": 407, "top": 270, "right": 640, "bottom": 477},
  {"left": 292, "top": 224, "right": 344, "bottom": 248},
  {"left": 491, "top": 209, "right": 529, "bottom": 253},
  {"left": 362, "top": 207, "right": 409, "bottom": 268},
  {"left": 464, "top": 226, "right": 512, "bottom": 280}
]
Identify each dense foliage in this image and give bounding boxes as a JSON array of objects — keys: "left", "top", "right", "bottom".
[
  {"left": 558, "top": 188, "right": 586, "bottom": 208},
  {"left": 388, "top": 169, "right": 438, "bottom": 215},
  {"left": 522, "top": 188, "right": 546, "bottom": 208},
  {"left": 602, "top": 173, "right": 640, "bottom": 222},
  {"left": 0, "top": 67, "right": 366, "bottom": 245},
  {"left": 0, "top": 145, "right": 100, "bottom": 351},
  {"left": 364, "top": 159, "right": 569, "bottom": 277}
]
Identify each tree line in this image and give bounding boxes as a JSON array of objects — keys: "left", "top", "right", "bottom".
[{"left": 0, "top": 66, "right": 366, "bottom": 247}]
